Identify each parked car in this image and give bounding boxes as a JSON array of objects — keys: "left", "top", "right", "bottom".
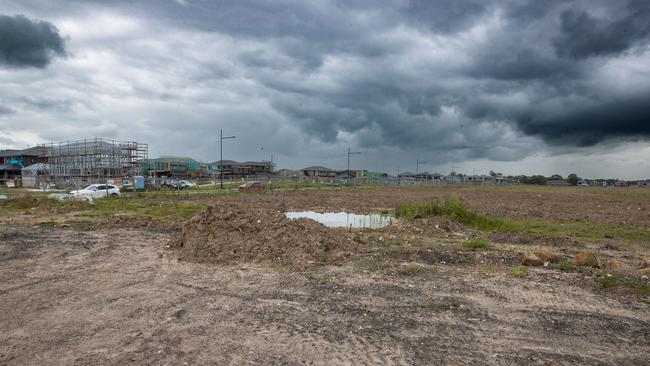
[
  {"left": 179, "top": 180, "right": 195, "bottom": 188},
  {"left": 238, "top": 181, "right": 266, "bottom": 191},
  {"left": 163, "top": 179, "right": 191, "bottom": 190},
  {"left": 70, "top": 184, "right": 121, "bottom": 199}
]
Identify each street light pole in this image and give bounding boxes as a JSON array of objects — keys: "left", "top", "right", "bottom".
[
  {"left": 416, "top": 158, "right": 427, "bottom": 184},
  {"left": 219, "top": 129, "right": 236, "bottom": 189},
  {"left": 347, "top": 147, "right": 361, "bottom": 183}
]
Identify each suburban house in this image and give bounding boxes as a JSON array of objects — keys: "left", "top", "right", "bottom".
[
  {"left": 444, "top": 175, "right": 464, "bottom": 185},
  {"left": 0, "top": 146, "right": 49, "bottom": 186},
  {"left": 210, "top": 160, "right": 272, "bottom": 178},
  {"left": 145, "top": 156, "right": 208, "bottom": 177},
  {"left": 546, "top": 179, "right": 570, "bottom": 186},
  {"left": 301, "top": 166, "right": 336, "bottom": 178},
  {"left": 21, "top": 163, "right": 50, "bottom": 188}
]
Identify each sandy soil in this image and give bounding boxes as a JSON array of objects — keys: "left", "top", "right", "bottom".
[{"left": 1, "top": 226, "right": 648, "bottom": 365}]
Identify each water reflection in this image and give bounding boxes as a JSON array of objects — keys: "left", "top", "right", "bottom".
[{"left": 285, "top": 211, "right": 395, "bottom": 228}]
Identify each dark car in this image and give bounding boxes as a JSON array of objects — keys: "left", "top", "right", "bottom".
[
  {"left": 238, "top": 181, "right": 266, "bottom": 191},
  {"left": 163, "top": 179, "right": 189, "bottom": 190}
]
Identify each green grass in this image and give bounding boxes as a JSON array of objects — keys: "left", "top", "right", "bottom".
[
  {"left": 464, "top": 239, "right": 491, "bottom": 250},
  {"left": 0, "top": 193, "right": 207, "bottom": 225},
  {"left": 509, "top": 265, "right": 529, "bottom": 277},
  {"left": 395, "top": 195, "right": 519, "bottom": 232},
  {"left": 594, "top": 275, "right": 650, "bottom": 296},
  {"left": 595, "top": 275, "right": 618, "bottom": 289},
  {"left": 394, "top": 194, "right": 650, "bottom": 242}
]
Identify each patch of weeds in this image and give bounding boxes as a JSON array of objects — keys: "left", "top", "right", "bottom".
[
  {"left": 464, "top": 239, "right": 491, "bottom": 250},
  {"left": 395, "top": 195, "right": 518, "bottom": 232},
  {"left": 304, "top": 272, "right": 316, "bottom": 281},
  {"left": 595, "top": 275, "right": 617, "bottom": 289},
  {"left": 478, "top": 263, "right": 500, "bottom": 275},
  {"left": 558, "top": 259, "right": 576, "bottom": 271},
  {"left": 420, "top": 297, "right": 463, "bottom": 312},
  {"left": 594, "top": 275, "right": 650, "bottom": 296},
  {"left": 399, "top": 263, "right": 426, "bottom": 276},
  {"left": 509, "top": 265, "right": 528, "bottom": 277}
]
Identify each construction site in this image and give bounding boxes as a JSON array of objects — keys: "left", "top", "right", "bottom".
[
  {"left": 0, "top": 138, "right": 148, "bottom": 189},
  {"left": 1, "top": 181, "right": 649, "bottom": 365}
]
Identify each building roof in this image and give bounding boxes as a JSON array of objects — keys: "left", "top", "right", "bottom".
[
  {"left": 0, "top": 146, "right": 45, "bottom": 157},
  {"left": 210, "top": 160, "right": 241, "bottom": 165},
  {"left": 151, "top": 156, "right": 199, "bottom": 162},
  {"left": 22, "top": 163, "right": 50, "bottom": 171},
  {"left": 0, "top": 164, "right": 22, "bottom": 171},
  {"left": 301, "top": 166, "right": 332, "bottom": 171}
]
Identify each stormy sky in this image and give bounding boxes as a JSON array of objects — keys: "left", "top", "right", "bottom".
[{"left": 1, "top": 0, "right": 649, "bottom": 179}]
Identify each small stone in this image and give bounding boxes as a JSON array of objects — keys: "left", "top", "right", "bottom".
[
  {"left": 605, "top": 260, "right": 630, "bottom": 272},
  {"left": 521, "top": 253, "right": 544, "bottom": 266},
  {"left": 534, "top": 247, "right": 558, "bottom": 263},
  {"left": 573, "top": 252, "right": 600, "bottom": 268}
]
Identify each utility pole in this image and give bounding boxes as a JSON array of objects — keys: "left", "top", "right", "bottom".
[
  {"left": 397, "top": 166, "right": 400, "bottom": 185},
  {"left": 416, "top": 158, "right": 426, "bottom": 183},
  {"left": 347, "top": 147, "right": 361, "bottom": 183},
  {"left": 218, "top": 129, "right": 236, "bottom": 189}
]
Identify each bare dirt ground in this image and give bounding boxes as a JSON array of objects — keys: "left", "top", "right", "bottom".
[
  {"left": 1, "top": 187, "right": 649, "bottom": 365},
  {"left": 215, "top": 186, "right": 650, "bottom": 226}
]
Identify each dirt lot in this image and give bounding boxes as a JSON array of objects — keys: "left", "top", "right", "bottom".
[
  {"left": 212, "top": 186, "right": 650, "bottom": 226},
  {"left": 1, "top": 187, "right": 649, "bottom": 365}
]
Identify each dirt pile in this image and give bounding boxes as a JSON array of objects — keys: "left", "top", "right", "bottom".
[{"left": 171, "top": 204, "right": 355, "bottom": 268}]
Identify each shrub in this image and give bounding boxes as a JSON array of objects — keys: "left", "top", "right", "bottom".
[
  {"left": 465, "top": 239, "right": 491, "bottom": 250},
  {"left": 395, "top": 195, "right": 518, "bottom": 232},
  {"left": 510, "top": 266, "right": 528, "bottom": 277}
]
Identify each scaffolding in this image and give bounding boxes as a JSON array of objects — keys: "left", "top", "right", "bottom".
[{"left": 38, "top": 138, "right": 148, "bottom": 188}]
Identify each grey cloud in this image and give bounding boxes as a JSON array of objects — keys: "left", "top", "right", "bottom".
[
  {"left": 404, "top": 0, "right": 489, "bottom": 34},
  {"left": 20, "top": 97, "right": 73, "bottom": 112},
  {"left": 2, "top": 0, "right": 650, "bottom": 174},
  {"left": 553, "top": 1, "right": 650, "bottom": 59},
  {"left": 516, "top": 94, "right": 650, "bottom": 146},
  {"left": 0, "top": 104, "right": 15, "bottom": 115},
  {"left": 0, "top": 14, "right": 66, "bottom": 68}
]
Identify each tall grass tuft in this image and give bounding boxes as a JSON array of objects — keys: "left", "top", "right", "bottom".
[{"left": 394, "top": 195, "right": 518, "bottom": 232}]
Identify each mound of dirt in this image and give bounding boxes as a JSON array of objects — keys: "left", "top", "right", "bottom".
[{"left": 171, "top": 204, "right": 356, "bottom": 268}]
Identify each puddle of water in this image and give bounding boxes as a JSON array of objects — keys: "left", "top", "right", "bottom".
[{"left": 285, "top": 211, "right": 395, "bottom": 229}]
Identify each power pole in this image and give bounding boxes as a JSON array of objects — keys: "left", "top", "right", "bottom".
[
  {"left": 416, "top": 158, "right": 426, "bottom": 183},
  {"left": 397, "top": 166, "right": 400, "bottom": 185},
  {"left": 219, "top": 129, "right": 236, "bottom": 189},
  {"left": 347, "top": 147, "right": 361, "bottom": 183}
]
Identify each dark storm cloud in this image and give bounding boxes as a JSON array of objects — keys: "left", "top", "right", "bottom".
[
  {"left": 404, "top": 0, "right": 489, "bottom": 34},
  {"left": 0, "top": 14, "right": 66, "bottom": 68},
  {"left": 553, "top": 1, "right": 650, "bottom": 59},
  {"left": 2, "top": 0, "right": 650, "bottom": 168},
  {"left": 517, "top": 94, "right": 650, "bottom": 146}
]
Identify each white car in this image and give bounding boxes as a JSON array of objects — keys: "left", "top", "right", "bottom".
[
  {"left": 179, "top": 180, "right": 195, "bottom": 188},
  {"left": 70, "top": 184, "right": 121, "bottom": 199}
]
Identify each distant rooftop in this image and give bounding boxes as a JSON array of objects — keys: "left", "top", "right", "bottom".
[{"left": 301, "top": 166, "right": 332, "bottom": 171}]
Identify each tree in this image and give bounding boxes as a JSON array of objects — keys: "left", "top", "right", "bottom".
[
  {"left": 549, "top": 174, "right": 563, "bottom": 181},
  {"left": 567, "top": 173, "right": 579, "bottom": 186}
]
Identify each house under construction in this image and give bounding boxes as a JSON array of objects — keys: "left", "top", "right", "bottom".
[{"left": 38, "top": 138, "right": 148, "bottom": 188}]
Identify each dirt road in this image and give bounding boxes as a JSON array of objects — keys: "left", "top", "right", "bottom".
[{"left": 1, "top": 227, "right": 648, "bottom": 365}]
